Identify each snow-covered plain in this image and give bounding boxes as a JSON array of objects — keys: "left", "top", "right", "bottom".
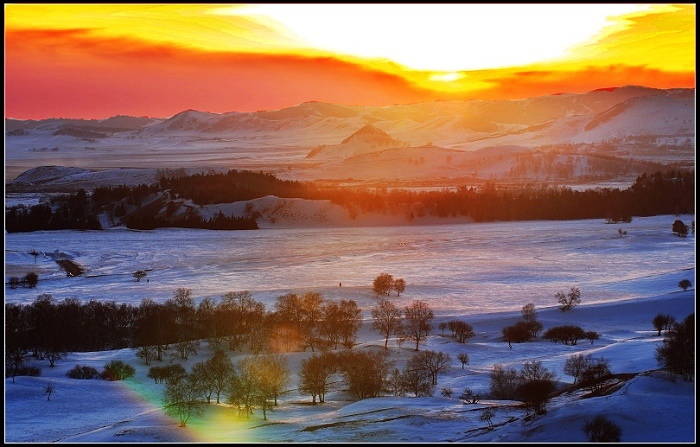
[{"left": 4, "top": 214, "right": 696, "bottom": 443}]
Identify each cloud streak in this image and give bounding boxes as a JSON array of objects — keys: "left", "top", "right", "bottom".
[{"left": 4, "top": 4, "right": 695, "bottom": 119}]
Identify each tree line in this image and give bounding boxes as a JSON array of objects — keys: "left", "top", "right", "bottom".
[
  {"left": 6, "top": 287, "right": 693, "bottom": 437},
  {"left": 5, "top": 168, "right": 694, "bottom": 232}
]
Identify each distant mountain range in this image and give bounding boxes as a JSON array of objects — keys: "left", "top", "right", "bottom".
[{"left": 5, "top": 85, "right": 695, "bottom": 188}]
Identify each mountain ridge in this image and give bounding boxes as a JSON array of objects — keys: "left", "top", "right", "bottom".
[{"left": 4, "top": 85, "right": 694, "bottom": 186}]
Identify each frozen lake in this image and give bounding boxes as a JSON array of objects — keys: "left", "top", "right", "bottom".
[{"left": 4, "top": 214, "right": 695, "bottom": 316}]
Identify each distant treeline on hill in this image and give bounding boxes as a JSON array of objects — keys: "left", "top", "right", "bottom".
[{"left": 4, "top": 169, "right": 694, "bottom": 233}]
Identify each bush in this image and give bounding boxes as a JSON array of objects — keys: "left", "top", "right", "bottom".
[
  {"left": 101, "top": 360, "right": 136, "bottom": 381},
  {"left": 24, "top": 272, "right": 39, "bottom": 288},
  {"left": 672, "top": 219, "right": 688, "bottom": 237},
  {"left": 579, "top": 358, "right": 612, "bottom": 392},
  {"left": 502, "top": 321, "right": 533, "bottom": 347},
  {"left": 67, "top": 364, "right": 99, "bottom": 379},
  {"left": 542, "top": 325, "right": 587, "bottom": 345},
  {"left": 10, "top": 365, "right": 42, "bottom": 377},
  {"left": 583, "top": 415, "right": 622, "bottom": 442}
]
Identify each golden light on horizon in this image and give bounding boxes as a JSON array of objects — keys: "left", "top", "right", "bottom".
[
  {"left": 429, "top": 73, "right": 465, "bottom": 83},
  {"left": 4, "top": 3, "right": 695, "bottom": 119}
]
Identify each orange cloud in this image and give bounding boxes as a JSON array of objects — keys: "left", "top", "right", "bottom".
[
  {"left": 5, "top": 28, "right": 445, "bottom": 119},
  {"left": 467, "top": 64, "right": 695, "bottom": 100},
  {"left": 4, "top": 6, "right": 695, "bottom": 121}
]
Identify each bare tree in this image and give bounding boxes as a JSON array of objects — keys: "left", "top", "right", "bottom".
[
  {"left": 564, "top": 353, "right": 592, "bottom": 384},
  {"left": 556, "top": 286, "right": 581, "bottom": 311},
  {"left": 517, "top": 361, "right": 557, "bottom": 415},
  {"left": 257, "top": 353, "right": 291, "bottom": 406},
  {"left": 403, "top": 300, "right": 434, "bottom": 351},
  {"left": 336, "top": 350, "right": 392, "bottom": 400},
  {"left": 406, "top": 350, "right": 451, "bottom": 385},
  {"left": 164, "top": 373, "right": 205, "bottom": 427},
  {"left": 167, "top": 288, "right": 198, "bottom": 360},
  {"left": 489, "top": 363, "right": 520, "bottom": 400},
  {"left": 207, "top": 349, "right": 234, "bottom": 404},
  {"left": 521, "top": 302, "right": 537, "bottom": 322},
  {"left": 480, "top": 407, "right": 495, "bottom": 430},
  {"left": 9, "top": 276, "right": 21, "bottom": 289},
  {"left": 457, "top": 352, "right": 469, "bottom": 369},
  {"left": 273, "top": 292, "right": 305, "bottom": 352},
  {"left": 319, "top": 299, "right": 363, "bottom": 350},
  {"left": 579, "top": 358, "right": 612, "bottom": 392},
  {"left": 302, "top": 292, "right": 324, "bottom": 330},
  {"left": 452, "top": 321, "right": 475, "bottom": 343},
  {"left": 399, "top": 364, "right": 434, "bottom": 397},
  {"left": 371, "top": 299, "right": 403, "bottom": 349},
  {"left": 43, "top": 382, "right": 55, "bottom": 401},
  {"left": 298, "top": 352, "right": 338, "bottom": 403},
  {"left": 392, "top": 278, "right": 406, "bottom": 296}
]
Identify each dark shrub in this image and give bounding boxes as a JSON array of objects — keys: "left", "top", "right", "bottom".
[
  {"left": 67, "top": 364, "right": 100, "bottom": 379},
  {"left": 12, "top": 365, "right": 42, "bottom": 377},
  {"left": 583, "top": 415, "right": 622, "bottom": 442},
  {"left": 101, "top": 360, "right": 136, "bottom": 381}
]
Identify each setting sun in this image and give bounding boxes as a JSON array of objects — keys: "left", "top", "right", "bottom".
[{"left": 4, "top": 3, "right": 695, "bottom": 119}]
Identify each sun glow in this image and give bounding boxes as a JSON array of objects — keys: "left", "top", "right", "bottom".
[
  {"left": 4, "top": 3, "right": 694, "bottom": 119},
  {"left": 211, "top": 4, "right": 657, "bottom": 71},
  {"left": 429, "top": 72, "right": 464, "bottom": 82}
]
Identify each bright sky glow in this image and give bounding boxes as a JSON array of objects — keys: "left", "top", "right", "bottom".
[
  {"left": 4, "top": 3, "right": 695, "bottom": 119},
  {"left": 212, "top": 4, "right": 657, "bottom": 71}
]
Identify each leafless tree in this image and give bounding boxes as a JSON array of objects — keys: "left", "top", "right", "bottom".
[
  {"left": 164, "top": 373, "right": 205, "bottom": 427},
  {"left": 298, "top": 352, "right": 338, "bottom": 403},
  {"left": 563, "top": 353, "right": 592, "bottom": 384},
  {"left": 556, "top": 286, "right": 581, "bottom": 311},
  {"left": 457, "top": 352, "right": 469, "bottom": 369},
  {"left": 404, "top": 301, "right": 434, "bottom": 351},
  {"left": 371, "top": 299, "right": 403, "bottom": 349},
  {"left": 407, "top": 350, "right": 451, "bottom": 385},
  {"left": 43, "top": 382, "right": 55, "bottom": 401}
]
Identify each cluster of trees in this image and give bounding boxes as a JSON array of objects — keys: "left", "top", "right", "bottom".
[
  {"left": 489, "top": 360, "right": 558, "bottom": 415},
  {"left": 6, "top": 285, "right": 693, "bottom": 434},
  {"left": 270, "top": 292, "right": 363, "bottom": 352},
  {"left": 370, "top": 299, "right": 435, "bottom": 351},
  {"left": 6, "top": 168, "right": 694, "bottom": 233},
  {"left": 438, "top": 319, "right": 476, "bottom": 343},
  {"left": 124, "top": 209, "right": 258, "bottom": 231},
  {"left": 655, "top": 313, "right": 694, "bottom": 382},
  {"left": 8, "top": 271, "right": 39, "bottom": 289},
  {"left": 5, "top": 290, "right": 440, "bottom": 381},
  {"left": 542, "top": 325, "right": 599, "bottom": 346},
  {"left": 372, "top": 273, "right": 405, "bottom": 296},
  {"left": 5, "top": 188, "right": 101, "bottom": 232},
  {"left": 563, "top": 354, "right": 612, "bottom": 392},
  {"left": 161, "top": 350, "right": 290, "bottom": 425},
  {"left": 502, "top": 303, "right": 544, "bottom": 348}
]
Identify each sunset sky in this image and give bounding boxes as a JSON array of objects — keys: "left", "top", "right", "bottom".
[{"left": 4, "top": 3, "right": 695, "bottom": 119}]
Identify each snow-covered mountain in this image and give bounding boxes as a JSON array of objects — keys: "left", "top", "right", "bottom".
[{"left": 5, "top": 86, "right": 694, "bottom": 187}]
